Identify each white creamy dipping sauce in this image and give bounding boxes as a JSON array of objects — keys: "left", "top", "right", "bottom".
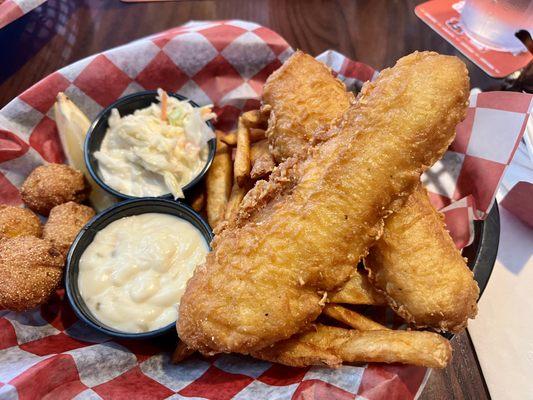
[{"left": 78, "top": 213, "right": 209, "bottom": 333}]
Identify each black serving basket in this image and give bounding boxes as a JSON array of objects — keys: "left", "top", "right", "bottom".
[{"left": 465, "top": 202, "right": 500, "bottom": 298}]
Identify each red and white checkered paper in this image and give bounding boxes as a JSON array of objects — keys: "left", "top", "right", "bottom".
[
  {"left": 0, "top": 0, "right": 46, "bottom": 29},
  {"left": 0, "top": 20, "right": 531, "bottom": 400}
]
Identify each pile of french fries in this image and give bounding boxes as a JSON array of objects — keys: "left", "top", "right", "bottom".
[
  {"left": 189, "top": 109, "right": 273, "bottom": 229},
  {"left": 175, "top": 110, "right": 451, "bottom": 369}
]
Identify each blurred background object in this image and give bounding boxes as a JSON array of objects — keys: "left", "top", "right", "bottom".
[
  {"left": 460, "top": 0, "right": 533, "bottom": 53},
  {"left": 504, "top": 30, "right": 533, "bottom": 92},
  {"left": 416, "top": 0, "right": 532, "bottom": 80},
  {"left": 0, "top": 0, "right": 83, "bottom": 85}
]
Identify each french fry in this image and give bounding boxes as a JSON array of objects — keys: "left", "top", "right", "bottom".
[
  {"left": 217, "top": 126, "right": 265, "bottom": 147},
  {"left": 252, "top": 335, "right": 341, "bottom": 368},
  {"left": 249, "top": 128, "right": 266, "bottom": 143},
  {"left": 241, "top": 109, "right": 268, "bottom": 128},
  {"left": 171, "top": 341, "right": 195, "bottom": 363},
  {"left": 329, "top": 271, "right": 387, "bottom": 305},
  {"left": 219, "top": 130, "right": 237, "bottom": 146},
  {"left": 224, "top": 180, "right": 249, "bottom": 222},
  {"left": 188, "top": 179, "right": 206, "bottom": 213},
  {"left": 254, "top": 324, "right": 451, "bottom": 369},
  {"left": 250, "top": 140, "right": 275, "bottom": 180},
  {"left": 234, "top": 118, "right": 251, "bottom": 187},
  {"left": 309, "top": 325, "right": 450, "bottom": 368},
  {"left": 206, "top": 136, "right": 233, "bottom": 228},
  {"left": 322, "top": 304, "right": 387, "bottom": 331},
  {"left": 190, "top": 189, "right": 205, "bottom": 213}
]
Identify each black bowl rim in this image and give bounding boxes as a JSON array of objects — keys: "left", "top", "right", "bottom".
[
  {"left": 470, "top": 201, "right": 499, "bottom": 299},
  {"left": 84, "top": 90, "right": 216, "bottom": 200},
  {"left": 443, "top": 201, "right": 499, "bottom": 340},
  {"left": 65, "top": 198, "right": 214, "bottom": 340}
]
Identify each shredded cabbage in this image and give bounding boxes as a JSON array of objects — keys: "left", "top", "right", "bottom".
[{"left": 94, "top": 89, "right": 215, "bottom": 198}]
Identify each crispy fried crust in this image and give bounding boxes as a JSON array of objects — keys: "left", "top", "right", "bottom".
[
  {"left": 0, "top": 206, "right": 42, "bottom": 239},
  {"left": 178, "top": 52, "right": 469, "bottom": 355},
  {"left": 254, "top": 324, "right": 451, "bottom": 368},
  {"left": 0, "top": 236, "right": 65, "bottom": 311},
  {"left": 266, "top": 52, "right": 478, "bottom": 333},
  {"left": 365, "top": 186, "right": 479, "bottom": 333},
  {"left": 43, "top": 202, "right": 95, "bottom": 256},
  {"left": 262, "top": 50, "right": 354, "bottom": 162},
  {"left": 250, "top": 140, "right": 275, "bottom": 179}
]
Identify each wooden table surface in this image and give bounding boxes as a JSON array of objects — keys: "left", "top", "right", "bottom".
[{"left": 0, "top": 1, "right": 496, "bottom": 399}]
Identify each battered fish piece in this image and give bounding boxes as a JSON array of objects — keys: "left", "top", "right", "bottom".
[
  {"left": 0, "top": 236, "right": 64, "bottom": 311},
  {"left": 365, "top": 186, "right": 479, "bottom": 332},
  {"left": 0, "top": 206, "right": 42, "bottom": 239},
  {"left": 262, "top": 50, "right": 354, "bottom": 162},
  {"left": 253, "top": 324, "right": 451, "bottom": 369},
  {"left": 178, "top": 52, "right": 469, "bottom": 354},
  {"left": 267, "top": 52, "right": 478, "bottom": 332},
  {"left": 43, "top": 202, "right": 95, "bottom": 256},
  {"left": 264, "top": 53, "right": 385, "bottom": 308},
  {"left": 21, "top": 163, "right": 90, "bottom": 216}
]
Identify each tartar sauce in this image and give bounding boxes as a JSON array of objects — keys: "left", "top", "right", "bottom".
[
  {"left": 94, "top": 89, "right": 215, "bottom": 199},
  {"left": 78, "top": 213, "right": 208, "bottom": 333}
]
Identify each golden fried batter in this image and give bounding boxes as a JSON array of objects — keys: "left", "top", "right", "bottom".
[
  {"left": 0, "top": 206, "right": 42, "bottom": 239},
  {"left": 178, "top": 52, "right": 469, "bottom": 355},
  {"left": 43, "top": 202, "right": 95, "bottom": 256},
  {"left": 0, "top": 236, "right": 64, "bottom": 311},
  {"left": 365, "top": 186, "right": 479, "bottom": 333},
  {"left": 21, "top": 163, "right": 90, "bottom": 216},
  {"left": 262, "top": 50, "right": 354, "bottom": 162}
]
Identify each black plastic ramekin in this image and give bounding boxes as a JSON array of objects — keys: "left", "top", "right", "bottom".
[
  {"left": 84, "top": 90, "right": 216, "bottom": 200},
  {"left": 65, "top": 198, "right": 213, "bottom": 339}
]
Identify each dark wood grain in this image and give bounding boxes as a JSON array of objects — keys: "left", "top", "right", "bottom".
[
  {"left": 420, "top": 331, "right": 490, "bottom": 400},
  {"left": 0, "top": 1, "right": 494, "bottom": 399},
  {"left": 0, "top": 0, "right": 502, "bottom": 107}
]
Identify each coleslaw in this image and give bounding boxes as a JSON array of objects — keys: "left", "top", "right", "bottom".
[{"left": 94, "top": 89, "right": 215, "bottom": 198}]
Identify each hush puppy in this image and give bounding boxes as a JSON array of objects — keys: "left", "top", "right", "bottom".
[
  {"left": 0, "top": 206, "right": 42, "bottom": 239},
  {"left": 0, "top": 236, "right": 64, "bottom": 311},
  {"left": 21, "top": 163, "right": 90, "bottom": 216},
  {"left": 43, "top": 202, "right": 95, "bottom": 255}
]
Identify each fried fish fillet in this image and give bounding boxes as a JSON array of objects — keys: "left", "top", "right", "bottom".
[
  {"left": 365, "top": 185, "right": 479, "bottom": 333},
  {"left": 264, "top": 52, "right": 386, "bottom": 308},
  {"left": 262, "top": 50, "right": 354, "bottom": 162},
  {"left": 178, "top": 51, "right": 469, "bottom": 355},
  {"left": 253, "top": 324, "right": 451, "bottom": 369},
  {"left": 265, "top": 52, "right": 478, "bottom": 331}
]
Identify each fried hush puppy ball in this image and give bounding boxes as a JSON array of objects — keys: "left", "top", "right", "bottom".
[
  {"left": 43, "top": 202, "right": 95, "bottom": 255},
  {"left": 21, "top": 163, "right": 90, "bottom": 216},
  {"left": 0, "top": 236, "right": 65, "bottom": 312},
  {"left": 0, "top": 205, "right": 42, "bottom": 239}
]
